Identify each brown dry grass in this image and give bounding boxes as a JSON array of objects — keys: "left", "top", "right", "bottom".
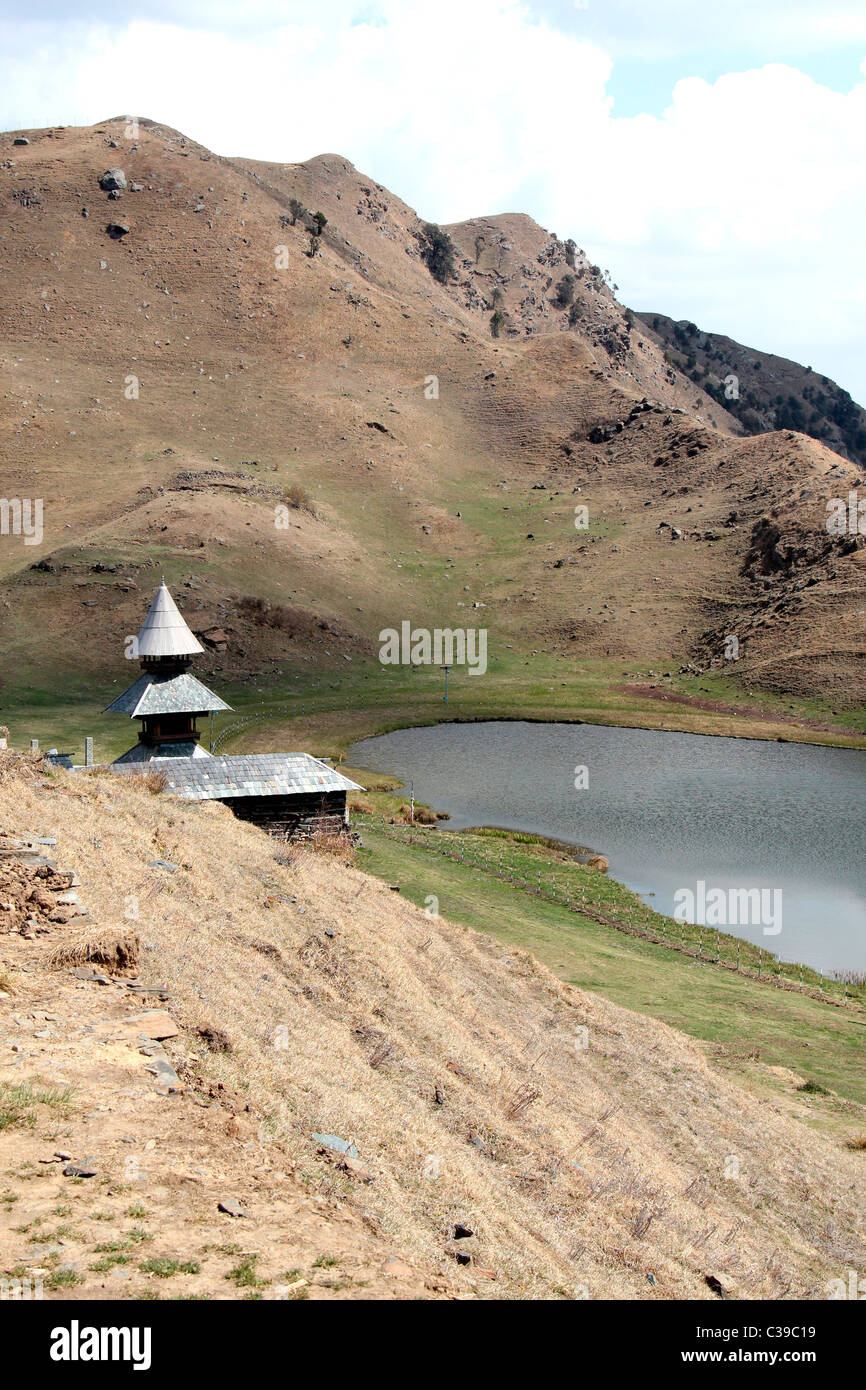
[
  {"left": 49, "top": 928, "right": 140, "bottom": 976},
  {"left": 2, "top": 752, "right": 865, "bottom": 1299},
  {"left": 306, "top": 830, "right": 356, "bottom": 863}
]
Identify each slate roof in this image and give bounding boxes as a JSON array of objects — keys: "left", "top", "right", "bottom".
[
  {"left": 113, "top": 740, "right": 211, "bottom": 764},
  {"left": 141, "top": 752, "right": 363, "bottom": 800},
  {"left": 104, "top": 672, "right": 232, "bottom": 718},
  {"left": 136, "top": 584, "right": 204, "bottom": 658}
]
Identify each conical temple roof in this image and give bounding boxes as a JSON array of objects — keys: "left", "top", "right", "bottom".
[{"left": 136, "top": 583, "right": 203, "bottom": 658}]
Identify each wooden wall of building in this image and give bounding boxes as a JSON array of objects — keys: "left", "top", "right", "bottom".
[{"left": 223, "top": 791, "right": 348, "bottom": 839}]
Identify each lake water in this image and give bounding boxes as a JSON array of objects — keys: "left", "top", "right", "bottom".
[{"left": 350, "top": 721, "right": 866, "bottom": 976}]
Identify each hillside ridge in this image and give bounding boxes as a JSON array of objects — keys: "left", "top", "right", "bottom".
[{"left": 0, "top": 115, "right": 863, "bottom": 747}]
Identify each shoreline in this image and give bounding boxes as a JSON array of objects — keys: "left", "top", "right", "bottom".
[{"left": 347, "top": 720, "right": 866, "bottom": 981}]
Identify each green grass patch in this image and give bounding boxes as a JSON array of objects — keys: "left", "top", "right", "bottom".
[
  {"left": 358, "top": 822, "right": 866, "bottom": 1105},
  {"left": 225, "top": 1254, "right": 267, "bottom": 1288},
  {"left": 139, "top": 1257, "right": 200, "bottom": 1278},
  {"left": 0, "top": 1081, "right": 72, "bottom": 1132}
]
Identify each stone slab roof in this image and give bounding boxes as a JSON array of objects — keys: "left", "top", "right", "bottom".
[
  {"left": 136, "top": 583, "right": 204, "bottom": 658},
  {"left": 115, "top": 752, "right": 363, "bottom": 800},
  {"left": 113, "top": 740, "right": 211, "bottom": 764},
  {"left": 105, "top": 672, "right": 232, "bottom": 718}
]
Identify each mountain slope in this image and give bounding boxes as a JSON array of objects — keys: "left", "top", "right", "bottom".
[
  {"left": 0, "top": 115, "right": 863, "bottom": 745},
  {"left": 2, "top": 750, "right": 864, "bottom": 1299},
  {"left": 638, "top": 312, "right": 866, "bottom": 469}
]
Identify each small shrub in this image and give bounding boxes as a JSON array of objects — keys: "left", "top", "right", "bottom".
[
  {"left": 418, "top": 222, "right": 456, "bottom": 284},
  {"left": 553, "top": 274, "right": 575, "bottom": 309},
  {"left": 307, "top": 830, "right": 355, "bottom": 864},
  {"left": 490, "top": 309, "right": 505, "bottom": 339},
  {"left": 282, "top": 483, "right": 314, "bottom": 514},
  {"left": 140, "top": 770, "right": 168, "bottom": 794},
  {"left": 503, "top": 1081, "right": 542, "bottom": 1120}
]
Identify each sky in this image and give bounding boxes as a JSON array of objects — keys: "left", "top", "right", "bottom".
[{"left": 1, "top": 0, "right": 865, "bottom": 405}]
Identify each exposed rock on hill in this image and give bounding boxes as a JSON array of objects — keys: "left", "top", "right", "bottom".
[{"left": 639, "top": 312, "right": 866, "bottom": 469}]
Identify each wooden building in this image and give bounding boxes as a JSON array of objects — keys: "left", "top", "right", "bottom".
[{"left": 106, "top": 584, "right": 361, "bottom": 836}]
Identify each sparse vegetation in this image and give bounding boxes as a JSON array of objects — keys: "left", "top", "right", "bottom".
[
  {"left": 0, "top": 1081, "right": 72, "bottom": 1131},
  {"left": 45, "top": 1267, "right": 83, "bottom": 1289},
  {"left": 281, "top": 482, "right": 315, "bottom": 514},
  {"left": 225, "top": 1254, "right": 266, "bottom": 1287},
  {"left": 90, "top": 1252, "right": 133, "bottom": 1271},
  {"left": 139, "top": 1257, "right": 201, "bottom": 1278}
]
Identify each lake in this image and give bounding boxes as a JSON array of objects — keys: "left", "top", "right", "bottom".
[{"left": 350, "top": 720, "right": 866, "bottom": 976}]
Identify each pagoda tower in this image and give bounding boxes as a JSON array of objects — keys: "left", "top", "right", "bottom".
[{"left": 106, "top": 583, "right": 232, "bottom": 763}]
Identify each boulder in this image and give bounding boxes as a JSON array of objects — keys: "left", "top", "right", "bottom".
[{"left": 99, "top": 168, "right": 127, "bottom": 191}]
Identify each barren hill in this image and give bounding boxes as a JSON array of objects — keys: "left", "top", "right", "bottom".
[
  {"left": 0, "top": 116, "right": 864, "bottom": 742},
  {"left": 2, "top": 750, "right": 864, "bottom": 1299},
  {"left": 638, "top": 312, "right": 866, "bottom": 470}
]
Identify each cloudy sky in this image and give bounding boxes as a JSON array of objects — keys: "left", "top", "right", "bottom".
[{"left": 2, "top": 0, "right": 865, "bottom": 404}]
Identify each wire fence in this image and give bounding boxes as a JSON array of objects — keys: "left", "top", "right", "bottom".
[{"left": 357, "top": 814, "right": 864, "bottom": 1014}]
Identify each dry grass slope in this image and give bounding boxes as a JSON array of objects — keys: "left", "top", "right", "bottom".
[{"left": 2, "top": 752, "right": 864, "bottom": 1299}]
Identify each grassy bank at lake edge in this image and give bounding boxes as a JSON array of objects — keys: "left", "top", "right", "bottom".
[{"left": 356, "top": 822, "right": 866, "bottom": 1115}]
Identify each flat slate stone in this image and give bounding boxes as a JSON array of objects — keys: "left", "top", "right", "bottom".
[
  {"left": 312, "top": 1132, "right": 359, "bottom": 1158},
  {"left": 140, "top": 1040, "right": 184, "bottom": 1091},
  {"left": 218, "top": 1199, "right": 248, "bottom": 1218},
  {"left": 93, "top": 1010, "right": 179, "bottom": 1041}
]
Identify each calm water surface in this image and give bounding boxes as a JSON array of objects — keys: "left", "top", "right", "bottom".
[{"left": 350, "top": 721, "right": 866, "bottom": 975}]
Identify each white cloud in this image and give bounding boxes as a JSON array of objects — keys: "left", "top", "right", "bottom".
[{"left": 1, "top": 0, "right": 865, "bottom": 401}]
